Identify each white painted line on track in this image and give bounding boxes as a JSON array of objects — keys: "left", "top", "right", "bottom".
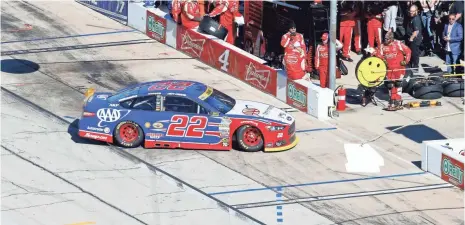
[{"left": 232, "top": 183, "right": 453, "bottom": 209}]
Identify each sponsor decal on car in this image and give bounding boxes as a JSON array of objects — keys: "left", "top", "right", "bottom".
[
  {"left": 242, "top": 106, "right": 260, "bottom": 116},
  {"left": 199, "top": 87, "right": 213, "bottom": 100},
  {"left": 287, "top": 116, "right": 293, "bottom": 121},
  {"left": 266, "top": 142, "right": 274, "bottom": 147},
  {"left": 263, "top": 106, "right": 273, "bottom": 115},
  {"left": 109, "top": 103, "right": 119, "bottom": 107},
  {"left": 287, "top": 81, "right": 308, "bottom": 112},
  {"left": 240, "top": 120, "right": 259, "bottom": 126},
  {"left": 147, "top": 133, "right": 163, "bottom": 139},
  {"left": 84, "top": 132, "right": 108, "bottom": 141},
  {"left": 87, "top": 126, "right": 104, "bottom": 132},
  {"left": 153, "top": 122, "right": 164, "bottom": 129},
  {"left": 96, "top": 108, "right": 131, "bottom": 127},
  {"left": 145, "top": 122, "right": 151, "bottom": 128},
  {"left": 441, "top": 153, "right": 464, "bottom": 189},
  {"left": 245, "top": 62, "right": 271, "bottom": 90},
  {"left": 221, "top": 138, "right": 229, "bottom": 147},
  {"left": 180, "top": 32, "right": 206, "bottom": 58},
  {"left": 277, "top": 133, "right": 283, "bottom": 138},
  {"left": 96, "top": 95, "right": 109, "bottom": 100}
]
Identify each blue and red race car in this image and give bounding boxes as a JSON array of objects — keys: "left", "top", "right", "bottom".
[{"left": 79, "top": 80, "right": 298, "bottom": 152}]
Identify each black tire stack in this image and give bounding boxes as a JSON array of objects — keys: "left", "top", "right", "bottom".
[{"left": 402, "top": 70, "right": 464, "bottom": 99}]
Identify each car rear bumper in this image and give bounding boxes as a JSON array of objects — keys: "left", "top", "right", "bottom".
[{"left": 264, "top": 135, "right": 299, "bottom": 152}]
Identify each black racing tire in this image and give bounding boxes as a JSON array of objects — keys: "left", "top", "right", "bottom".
[
  {"left": 236, "top": 125, "right": 264, "bottom": 152},
  {"left": 114, "top": 121, "right": 144, "bottom": 148},
  {"left": 443, "top": 79, "right": 464, "bottom": 97},
  {"left": 403, "top": 75, "right": 424, "bottom": 94},
  {"left": 411, "top": 80, "right": 444, "bottom": 100}
]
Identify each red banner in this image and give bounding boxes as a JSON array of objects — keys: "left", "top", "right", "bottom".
[
  {"left": 176, "top": 26, "right": 209, "bottom": 59},
  {"left": 146, "top": 11, "right": 166, "bottom": 44},
  {"left": 176, "top": 27, "right": 277, "bottom": 96},
  {"left": 286, "top": 79, "right": 308, "bottom": 112},
  {"left": 441, "top": 153, "right": 464, "bottom": 189}
]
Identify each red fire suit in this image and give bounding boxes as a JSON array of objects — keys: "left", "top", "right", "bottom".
[
  {"left": 366, "top": 14, "right": 383, "bottom": 49},
  {"left": 315, "top": 41, "right": 343, "bottom": 88},
  {"left": 171, "top": 0, "right": 183, "bottom": 24},
  {"left": 353, "top": 6, "right": 362, "bottom": 53},
  {"left": 209, "top": 0, "right": 240, "bottom": 45},
  {"left": 281, "top": 32, "right": 307, "bottom": 80},
  {"left": 181, "top": 0, "right": 201, "bottom": 29},
  {"left": 339, "top": 9, "right": 357, "bottom": 58},
  {"left": 373, "top": 40, "right": 412, "bottom": 101}
]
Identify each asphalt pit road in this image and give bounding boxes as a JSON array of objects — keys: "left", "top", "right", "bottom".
[{"left": 1, "top": 58, "right": 40, "bottom": 74}]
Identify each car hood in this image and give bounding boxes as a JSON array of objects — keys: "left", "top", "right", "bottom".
[{"left": 226, "top": 100, "right": 295, "bottom": 124}]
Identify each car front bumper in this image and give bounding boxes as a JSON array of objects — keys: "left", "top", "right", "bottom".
[{"left": 264, "top": 134, "right": 299, "bottom": 152}]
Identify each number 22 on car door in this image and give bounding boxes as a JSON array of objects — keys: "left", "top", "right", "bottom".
[{"left": 166, "top": 115, "right": 212, "bottom": 144}]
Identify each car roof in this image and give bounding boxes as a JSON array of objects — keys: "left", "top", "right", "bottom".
[{"left": 136, "top": 80, "right": 207, "bottom": 97}]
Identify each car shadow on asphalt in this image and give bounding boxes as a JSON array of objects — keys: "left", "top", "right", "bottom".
[
  {"left": 67, "top": 119, "right": 107, "bottom": 146},
  {"left": 386, "top": 124, "right": 447, "bottom": 144}
]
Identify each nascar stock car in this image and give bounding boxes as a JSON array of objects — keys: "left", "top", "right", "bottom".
[{"left": 79, "top": 80, "right": 298, "bottom": 152}]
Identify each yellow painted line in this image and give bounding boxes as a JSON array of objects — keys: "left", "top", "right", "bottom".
[{"left": 65, "top": 222, "right": 96, "bottom": 225}]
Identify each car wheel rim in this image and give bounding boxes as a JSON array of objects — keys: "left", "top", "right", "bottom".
[
  {"left": 242, "top": 127, "right": 262, "bottom": 147},
  {"left": 119, "top": 124, "right": 138, "bottom": 143}
]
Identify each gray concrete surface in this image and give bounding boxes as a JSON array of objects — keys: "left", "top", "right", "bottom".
[{"left": 1, "top": 1, "right": 464, "bottom": 225}]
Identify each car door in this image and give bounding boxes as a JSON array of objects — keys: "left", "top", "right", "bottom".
[
  {"left": 161, "top": 94, "right": 227, "bottom": 150},
  {"left": 125, "top": 94, "right": 175, "bottom": 147}
]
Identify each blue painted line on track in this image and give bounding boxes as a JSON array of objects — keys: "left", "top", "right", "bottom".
[
  {"left": 296, "top": 127, "right": 337, "bottom": 133},
  {"left": 208, "top": 171, "right": 427, "bottom": 196},
  {"left": 1, "top": 29, "right": 137, "bottom": 44},
  {"left": 275, "top": 187, "right": 283, "bottom": 223}
]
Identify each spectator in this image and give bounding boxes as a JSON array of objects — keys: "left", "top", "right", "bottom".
[
  {"left": 449, "top": 0, "right": 464, "bottom": 24},
  {"left": 433, "top": 0, "right": 449, "bottom": 51},
  {"left": 420, "top": 0, "right": 437, "bottom": 56},
  {"left": 383, "top": 2, "right": 398, "bottom": 40},
  {"left": 406, "top": 4, "right": 423, "bottom": 72},
  {"left": 443, "top": 13, "right": 463, "bottom": 74}
]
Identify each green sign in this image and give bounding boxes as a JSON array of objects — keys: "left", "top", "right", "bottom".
[
  {"left": 287, "top": 83, "right": 306, "bottom": 106},
  {"left": 148, "top": 16, "right": 164, "bottom": 37},
  {"left": 443, "top": 158, "right": 464, "bottom": 184}
]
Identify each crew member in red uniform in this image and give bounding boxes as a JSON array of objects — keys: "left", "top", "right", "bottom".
[
  {"left": 365, "top": 11, "right": 383, "bottom": 51},
  {"left": 280, "top": 21, "right": 308, "bottom": 80},
  {"left": 353, "top": 1, "right": 363, "bottom": 55},
  {"left": 171, "top": 0, "right": 183, "bottom": 24},
  {"left": 339, "top": 5, "right": 357, "bottom": 62},
  {"left": 181, "top": 0, "right": 202, "bottom": 29},
  {"left": 207, "top": 0, "right": 240, "bottom": 45},
  {"left": 372, "top": 32, "right": 411, "bottom": 111},
  {"left": 315, "top": 33, "right": 343, "bottom": 88}
]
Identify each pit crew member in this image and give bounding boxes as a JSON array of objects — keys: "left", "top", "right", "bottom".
[
  {"left": 280, "top": 21, "right": 309, "bottom": 80},
  {"left": 315, "top": 33, "right": 343, "bottom": 88}
]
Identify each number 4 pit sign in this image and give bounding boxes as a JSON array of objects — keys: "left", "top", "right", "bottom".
[{"left": 77, "top": 0, "right": 128, "bottom": 24}]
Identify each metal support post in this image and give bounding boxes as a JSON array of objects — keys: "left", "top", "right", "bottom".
[{"left": 329, "top": 0, "right": 337, "bottom": 90}]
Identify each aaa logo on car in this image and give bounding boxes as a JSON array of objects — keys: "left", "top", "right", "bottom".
[{"left": 96, "top": 108, "right": 131, "bottom": 127}]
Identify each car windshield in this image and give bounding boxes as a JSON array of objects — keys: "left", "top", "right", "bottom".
[
  {"left": 107, "top": 87, "right": 140, "bottom": 102},
  {"left": 203, "top": 88, "right": 236, "bottom": 114}
]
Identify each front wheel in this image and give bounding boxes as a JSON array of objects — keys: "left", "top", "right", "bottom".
[
  {"left": 236, "top": 125, "right": 264, "bottom": 152},
  {"left": 114, "top": 121, "right": 144, "bottom": 148}
]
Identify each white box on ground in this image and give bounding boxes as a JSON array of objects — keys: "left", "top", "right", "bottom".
[
  {"left": 302, "top": 80, "right": 334, "bottom": 121},
  {"left": 344, "top": 144, "right": 384, "bottom": 173},
  {"left": 128, "top": 2, "right": 147, "bottom": 33}
]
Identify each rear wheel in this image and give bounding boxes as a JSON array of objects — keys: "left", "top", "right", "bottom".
[
  {"left": 236, "top": 125, "right": 264, "bottom": 152},
  {"left": 114, "top": 121, "right": 144, "bottom": 148}
]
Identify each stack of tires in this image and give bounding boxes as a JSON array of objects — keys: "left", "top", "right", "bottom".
[{"left": 402, "top": 70, "right": 464, "bottom": 99}]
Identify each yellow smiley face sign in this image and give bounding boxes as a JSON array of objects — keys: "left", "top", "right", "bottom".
[{"left": 355, "top": 56, "right": 388, "bottom": 88}]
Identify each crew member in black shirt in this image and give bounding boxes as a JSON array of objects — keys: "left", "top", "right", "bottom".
[{"left": 407, "top": 4, "right": 423, "bottom": 72}]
